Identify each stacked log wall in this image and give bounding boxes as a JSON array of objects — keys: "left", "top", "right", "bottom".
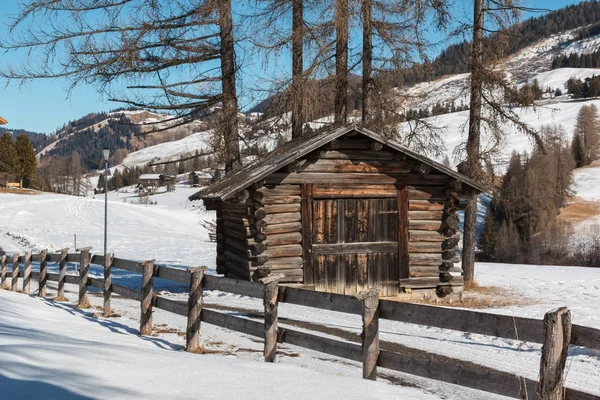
[{"left": 252, "top": 185, "right": 303, "bottom": 283}]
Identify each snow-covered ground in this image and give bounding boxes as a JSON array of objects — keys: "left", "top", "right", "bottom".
[
  {"left": 1, "top": 188, "right": 600, "bottom": 398},
  {"left": 0, "top": 290, "right": 434, "bottom": 400},
  {"left": 0, "top": 187, "right": 214, "bottom": 268}
]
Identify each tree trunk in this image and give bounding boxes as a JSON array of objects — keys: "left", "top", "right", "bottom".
[
  {"left": 334, "top": 0, "right": 348, "bottom": 126},
  {"left": 361, "top": 0, "right": 373, "bottom": 126},
  {"left": 291, "top": 0, "right": 304, "bottom": 139},
  {"left": 219, "top": 0, "right": 241, "bottom": 173},
  {"left": 462, "top": 0, "right": 484, "bottom": 285}
]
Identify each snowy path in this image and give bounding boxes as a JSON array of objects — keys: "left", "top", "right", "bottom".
[{"left": 0, "top": 290, "right": 438, "bottom": 400}]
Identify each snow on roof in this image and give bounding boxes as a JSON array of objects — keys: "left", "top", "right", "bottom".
[{"left": 139, "top": 174, "right": 162, "bottom": 180}]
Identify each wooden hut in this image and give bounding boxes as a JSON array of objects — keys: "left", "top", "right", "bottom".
[{"left": 190, "top": 126, "right": 486, "bottom": 297}]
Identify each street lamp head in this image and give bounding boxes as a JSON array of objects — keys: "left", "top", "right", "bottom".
[{"left": 102, "top": 148, "right": 110, "bottom": 161}]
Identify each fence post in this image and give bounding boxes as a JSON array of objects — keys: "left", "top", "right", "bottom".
[
  {"left": 186, "top": 267, "right": 207, "bottom": 353},
  {"left": 357, "top": 288, "right": 380, "bottom": 381},
  {"left": 56, "top": 248, "right": 69, "bottom": 301},
  {"left": 11, "top": 253, "right": 19, "bottom": 292},
  {"left": 103, "top": 253, "right": 113, "bottom": 317},
  {"left": 1, "top": 255, "right": 7, "bottom": 290},
  {"left": 77, "top": 248, "right": 91, "bottom": 309},
  {"left": 38, "top": 250, "right": 48, "bottom": 297},
  {"left": 139, "top": 260, "right": 155, "bottom": 335},
  {"left": 261, "top": 274, "right": 284, "bottom": 363},
  {"left": 538, "top": 307, "right": 572, "bottom": 400},
  {"left": 23, "top": 250, "right": 32, "bottom": 294}
]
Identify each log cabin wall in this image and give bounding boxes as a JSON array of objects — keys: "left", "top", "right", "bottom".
[{"left": 259, "top": 132, "right": 465, "bottom": 295}]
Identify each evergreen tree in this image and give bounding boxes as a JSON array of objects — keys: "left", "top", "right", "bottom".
[
  {"left": 14, "top": 134, "right": 38, "bottom": 187},
  {"left": 97, "top": 173, "right": 105, "bottom": 191},
  {"left": 0, "top": 133, "right": 17, "bottom": 175},
  {"left": 479, "top": 207, "right": 497, "bottom": 260},
  {"left": 572, "top": 133, "right": 586, "bottom": 168}
]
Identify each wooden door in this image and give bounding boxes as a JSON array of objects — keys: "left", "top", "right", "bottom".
[{"left": 312, "top": 198, "right": 399, "bottom": 296}]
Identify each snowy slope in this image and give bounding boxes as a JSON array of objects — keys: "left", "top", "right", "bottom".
[
  {"left": 0, "top": 187, "right": 214, "bottom": 268},
  {"left": 0, "top": 290, "right": 434, "bottom": 400},
  {"left": 122, "top": 130, "right": 213, "bottom": 168},
  {"left": 401, "top": 98, "right": 600, "bottom": 171},
  {"left": 527, "top": 67, "right": 600, "bottom": 90}
]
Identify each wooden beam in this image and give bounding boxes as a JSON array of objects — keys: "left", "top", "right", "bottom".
[
  {"left": 538, "top": 307, "right": 572, "bottom": 400},
  {"left": 10, "top": 253, "right": 19, "bottom": 292},
  {"left": 398, "top": 185, "right": 409, "bottom": 279},
  {"left": 261, "top": 274, "right": 283, "bottom": 362},
  {"left": 22, "top": 250, "right": 32, "bottom": 294},
  {"left": 0, "top": 255, "right": 7, "bottom": 290},
  {"left": 56, "top": 249, "right": 69, "bottom": 300},
  {"left": 103, "top": 253, "right": 114, "bottom": 317},
  {"left": 357, "top": 288, "right": 380, "bottom": 380},
  {"left": 140, "top": 260, "right": 155, "bottom": 335},
  {"left": 77, "top": 248, "right": 91, "bottom": 308},
  {"left": 301, "top": 184, "right": 313, "bottom": 285},
  {"left": 38, "top": 250, "right": 48, "bottom": 297},
  {"left": 186, "top": 267, "right": 206, "bottom": 353},
  {"left": 312, "top": 242, "right": 397, "bottom": 255}
]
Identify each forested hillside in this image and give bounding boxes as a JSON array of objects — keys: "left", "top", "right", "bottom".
[{"left": 0, "top": 127, "right": 50, "bottom": 153}]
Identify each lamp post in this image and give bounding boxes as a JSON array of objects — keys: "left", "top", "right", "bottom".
[{"left": 103, "top": 148, "right": 110, "bottom": 257}]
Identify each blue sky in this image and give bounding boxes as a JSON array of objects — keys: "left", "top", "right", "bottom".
[{"left": 0, "top": 0, "right": 586, "bottom": 134}]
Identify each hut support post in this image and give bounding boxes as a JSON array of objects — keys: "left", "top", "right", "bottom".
[
  {"left": 77, "top": 248, "right": 91, "bottom": 309},
  {"left": 38, "top": 250, "right": 48, "bottom": 297},
  {"left": 140, "top": 260, "right": 155, "bottom": 335},
  {"left": 186, "top": 267, "right": 207, "bottom": 353},
  {"left": 0, "top": 255, "right": 7, "bottom": 289},
  {"left": 261, "top": 274, "right": 283, "bottom": 362},
  {"left": 103, "top": 253, "right": 113, "bottom": 317},
  {"left": 23, "top": 250, "right": 32, "bottom": 294},
  {"left": 357, "top": 288, "right": 380, "bottom": 380},
  {"left": 537, "top": 307, "right": 572, "bottom": 400},
  {"left": 11, "top": 253, "right": 19, "bottom": 292},
  {"left": 56, "top": 248, "right": 69, "bottom": 301}
]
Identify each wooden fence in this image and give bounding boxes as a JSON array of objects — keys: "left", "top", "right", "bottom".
[{"left": 1, "top": 250, "right": 599, "bottom": 400}]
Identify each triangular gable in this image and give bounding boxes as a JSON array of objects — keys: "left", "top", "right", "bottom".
[{"left": 190, "top": 125, "right": 488, "bottom": 201}]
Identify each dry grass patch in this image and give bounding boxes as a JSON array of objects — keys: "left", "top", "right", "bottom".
[
  {"left": 406, "top": 281, "right": 528, "bottom": 309},
  {"left": 558, "top": 198, "right": 600, "bottom": 225},
  {"left": 0, "top": 188, "right": 39, "bottom": 195}
]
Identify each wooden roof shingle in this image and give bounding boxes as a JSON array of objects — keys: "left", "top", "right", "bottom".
[{"left": 189, "top": 125, "right": 488, "bottom": 201}]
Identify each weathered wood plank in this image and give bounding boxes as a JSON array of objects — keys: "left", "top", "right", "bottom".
[
  {"left": 570, "top": 324, "right": 600, "bottom": 351},
  {"left": 154, "top": 265, "right": 191, "bottom": 284},
  {"left": 378, "top": 350, "right": 537, "bottom": 399},
  {"left": 22, "top": 251, "right": 32, "bottom": 294},
  {"left": 279, "top": 328, "right": 363, "bottom": 362},
  {"left": 112, "top": 282, "right": 142, "bottom": 301},
  {"left": 398, "top": 186, "right": 409, "bottom": 280},
  {"left": 103, "top": 253, "right": 113, "bottom": 316},
  {"left": 140, "top": 260, "right": 154, "bottom": 335},
  {"left": 10, "top": 253, "right": 19, "bottom": 292},
  {"left": 262, "top": 212, "right": 301, "bottom": 225},
  {"left": 152, "top": 295, "right": 187, "bottom": 317},
  {"left": 112, "top": 257, "right": 143, "bottom": 274},
  {"left": 265, "top": 244, "right": 303, "bottom": 258},
  {"left": 538, "top": 307, "right": 572, "bottom": 400},
  {"left": 201, "top": 309, "right": 263, "bottom": 337},
  {"left": 312, "top": 242, "right": 397, "bottom": 255},
  {"left": 379, "top": 298, "right": 544, "bottom": 344},
  {"left": 203, "top": 275, "right": 263, "bottom": 298},
  {"left": 409, "top": 200, "right": 446, "bottom": 211},
  {"left": 0, "top": 255, "right": 7, "bottom": 290},
  {"left": 313, "top": 184, "right": 397, "bottom": 199},
  {"left": 275, "top": 268, "right": 304, "bottom": 283},
  {"left": 266, "top": 232, "right": 303, "bottom": 246},
  {"left": 302, "top": 159, "right": 412, "bottom": 174},
  {"left": 77, "top": 249, "right": 91, "bottom": 308},
  {"left": 358, "top": 289, "right": 380, "bottom": 380},
  {"left": 301, "top": 184, "right": 313, "bottom": 285}
]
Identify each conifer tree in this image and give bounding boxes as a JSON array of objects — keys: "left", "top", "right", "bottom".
[
  {"left": 572, "top": 133, "right": 586, "bottom": 168},
  {"left": 0, "top": 133, "right": 17, "bottom": 176},
  {"left": 14, "top": 134, "right": 37, "bottom": 187}
]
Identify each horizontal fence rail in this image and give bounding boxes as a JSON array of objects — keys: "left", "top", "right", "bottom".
[{"left": 1, "top": 250, "right": 599, "bottom": 400}]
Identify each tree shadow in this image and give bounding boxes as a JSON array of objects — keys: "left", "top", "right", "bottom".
[{"left": 0, "top": 374, "right": 95, "bottom": 400}]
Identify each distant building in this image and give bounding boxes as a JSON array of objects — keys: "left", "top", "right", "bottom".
[
  {"left": 138, "top": 174, "right": 176, "bottom": 193},
  {"left": 188, "top": 171, "right": 214, "bottom": 187}
]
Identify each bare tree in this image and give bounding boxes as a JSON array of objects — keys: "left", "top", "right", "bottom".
[
  {"left": 334, "top": 0, "right": 349, "bottom": 126},
  {"left": 1, "top": 0, "right": 242, "bottom": 173}
]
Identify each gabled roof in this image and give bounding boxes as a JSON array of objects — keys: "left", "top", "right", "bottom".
[{"left": 189, "top": 125, "right": 488, "bottom": 201}]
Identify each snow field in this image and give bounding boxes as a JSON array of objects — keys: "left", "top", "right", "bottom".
[{"left": 0, "top": 289, "right": 438, "bottom": 400}]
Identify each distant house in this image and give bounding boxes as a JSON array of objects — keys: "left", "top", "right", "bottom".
[
  {"left": 189, "top": 171, "right": 214, "bottom": 187},
  {"left": 138, "top": 174, "right": 176, "bottom": 193}
]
